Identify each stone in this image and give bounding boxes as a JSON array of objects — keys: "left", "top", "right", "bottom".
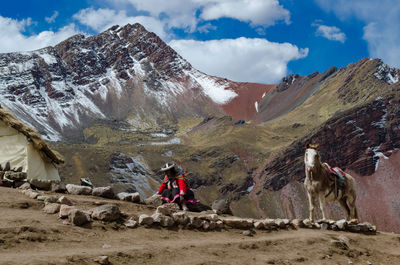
[
  {"left": 66, "top": 184, "right": 92, "bottom": 195},
  {"left": 202, "top": 220, "right": 210, "bottom": 231},
  {"left": 18, "top": 182, "right": 31, "bottom": 190},
  {"left": 138, "top": 214, "right": 154, "bottom": 226},
  {"left": 43, "top": 203, "right": 61, "bottom": 214},
  {"left": 156, "top": 203, "right": 180, "bottom": 216},
  {"left": 59, "top": 205, "right": 77, "bottom": 219},
  {"left": 263, "top": 219, "right": 277, "bottom": 229},
  {"left": 68, "top": 209, "right": 91, "bottom": 226},
  {"left": 321, "top": 223, "right": 329, "bottom": 230},
  {"left": 37, "top": 195, "right": 50, "bottom": 201},
  {"left": 302, "top": 219, "right": 313, "bottom": 228},
  {"left": 50, "top": 182, "right": 67, "bottom": 193},
  {"left": 338, "top": 235, "right": 350, "bottom": 245},
  {"left": 4, "top": 172, "right": 27, "bottom": 181},
  {"left": 254, "top": 221, "right": 264, "bottom": 230},
  {"left": 274, "top": 219, "right": 286, "bottom": 228},
  {"left": 160, "top": 216, "right": 175, "bottom": 227},
  {"left": 44, "top": 196, "right": 58, "bottom": 203},
  {"left": 28, "top": 179, "right": 52, "bottom": 190},
  {"left": 335, "top": 219, "right": 347, "bottom": 230},
  {"left": 58, "top": 196, "right": 73, "bottom": 206},
  {"left": 209, "top": 221, "right": 217, "bottom": 230},
  {"left": 291, "top": 219, "right": 302, "bottom": 229},
  {"left": 242, "top": 230, "right": 253, "bottom": 237},
  {"left": 208, "top": 214, "right": 219, "bottom": 222},
  {"left": 223, "top": 218, "right": 253, "bottom": 229},
  {"left": 124, "top": 218, "right": 138, "bottom": 228},
  {"left": 172, "top": 211, "right": 190, "bottom": 225},
  {"left": 189, "top": 216, "right": 203, "bottom": 228},
  {"left": 93, "top": 255, "right": 110, "bottom": 265},
  {"left": 216, "top": 220, "right": 224, "bottom": 229},
  {"left": 91, "top": 204, "right": 121, "bottom": 222},
  {"left": 92, "top": 187, "right": 115, "bottom": 199},
  {"left": 151, "top": 213, "right": 163, "bottom": 223},
  {"left": 144, "top": 194, "right": 163, "bottom": 207},
  {"left": 330, "top": 239, "right": 349, "bottom": 250},
  {"left": 212, "top": 199, "right": 231, "bottom": 215},
  {"left": 26, "top": 190, "right": 39, "bottom": 199},
  {"left": 116, "top": 192, "right": 140, "bottom": 203}
]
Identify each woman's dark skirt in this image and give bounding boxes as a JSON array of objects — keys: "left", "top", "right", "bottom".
[{"left": 160, "top": 188, "right": 199, "bottom": 205}]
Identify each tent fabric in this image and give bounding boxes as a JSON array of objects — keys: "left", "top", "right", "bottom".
[{"left": 0, "top": 111, "right": 62, "bottom": 181}]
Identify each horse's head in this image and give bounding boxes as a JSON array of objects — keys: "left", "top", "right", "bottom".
[{"left": 305, "top": 143, "right": 320, "bottom": 169}]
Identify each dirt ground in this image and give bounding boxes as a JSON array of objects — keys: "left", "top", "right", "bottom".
[{"left": 0, "top": 187, "right": 399, "bottom": 265}]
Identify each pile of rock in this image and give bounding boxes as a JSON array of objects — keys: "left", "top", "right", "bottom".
[{"left": 17, "top": 186, "right": 377, "bottom": 235}]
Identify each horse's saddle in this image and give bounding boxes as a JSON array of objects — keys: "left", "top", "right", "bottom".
[{"left": 326, "top": 166, "right": 347, "bottom": 198}]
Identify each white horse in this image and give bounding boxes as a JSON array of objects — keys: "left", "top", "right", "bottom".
[{"left": 304, "top": 144, "right": 358, "bottom": 221}]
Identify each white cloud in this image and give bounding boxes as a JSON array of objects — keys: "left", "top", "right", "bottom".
[
  {"left": 106, "top": 0, "right": 290, "bottom": 31},
  {"left": 315, "top": 0, "right": 400, "bottom": 67},
  {"left": 169, "top": 37, "right": 308, "bottom": 83},
  {"left": 200, "top": 0, "right": 290, "bottom": 27},
  {"left": 73, "top": 8, "right": 168, "bottom": 38},
  {"left": 313, "top": 23, "right": 346, "bottom": 43},
  {"left": 0, "top": 16, "right": 80, "bottom": 53},
  {"left": 45, "top": 11, "right": 59, "bottom": 23}
]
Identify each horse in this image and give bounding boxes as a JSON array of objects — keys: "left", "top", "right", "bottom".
[{"left": 304, "top": 143, "right": 358, "bottom": 222}]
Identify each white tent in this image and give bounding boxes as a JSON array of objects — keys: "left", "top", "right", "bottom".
[{"left": 0, "top": 107, "right": 64, "bottom": 181}]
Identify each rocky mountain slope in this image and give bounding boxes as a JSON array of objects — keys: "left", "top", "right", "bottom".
[{"left": 1, "top": 23, "right": 400, "bottom": 233}]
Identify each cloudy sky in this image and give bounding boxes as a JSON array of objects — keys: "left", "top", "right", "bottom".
[{"left": 1, "top": 0, "right": 398, "bottom": 83}]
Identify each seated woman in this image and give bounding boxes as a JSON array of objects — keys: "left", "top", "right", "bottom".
[{"left": 157, "top": 162, "right": 199, "bottom": 211}]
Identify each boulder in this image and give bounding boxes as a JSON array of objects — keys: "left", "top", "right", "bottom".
[
  {"left": 59, "top": 205, "right": 77, "bottom": 219},
  {"left": 92, "top": 187, "right": 115, "bottom": 199},
  {"left": 290, "top": 219, "right": 302, "bottom": 229},
  {"left": 26, "top": 190, "right": 39, "bottom": 199},
  {"left": 151, "top": 213, "right": 163, "bottom": 223},
  {"left": 124, "top": 218, "right": 138, "bottom": 228},
  {"left": 212, "top": 199, "right": 231, "bottom": 215},
  {"left": 93, "top": 255, "right": 110, "bottom": 265},
  {"left": 172, "top": 211, "right": 190, "bottom": 225},
  {"left": 50, "top": 182, "right": 67, "bottom": 193},
  {"left": 223, "top": 218, "right": 253, "bottom": 229},
  {"left": 335, "top": 219, "right": 347, "bottom": 230},
  {"left": 189, "top": 216, "right": 203, "bottom": 229},
  {"left": 91, "top": 204, "right": 121, "bottom": 222},
  {"left": 156, "top": 203, "right": 180, "bottom": 216},
  {"left": 330, "top": 239, "right": 349, "bottom": 250},
  {"left": 263, "top": 219, "right": 277, "bottom": 229},
  {"left": 4, "top": 172, "right": 27, "bottom": 181},
  {"left": 68, "top": 209, "right": 91, "bottom": 226},
  {"left": 66, "top": 184, "right": 92, "bottom": 195},
  {"left": 274, "top": 219, "right": 286, "bottom": 228},
  {"left": 216, "top": 220, "right": 224, "bottom": 229},
  {"left": 18, "top": 182, "right": 31, "bottom": 190},
  {"left": 116, "top": 192, "right": 140, "bottom": 203},
  {"left": 37, "top": 195, "right": 50, "bottom": 201},
  {"left": 254, "top": 221, "right": 264, "bottom": 230},
  {"left": 302, "top": 219, "right": 313, "bottom": 228},
  {"left": 202, "top": 220, "right": 210, "bottom": 231},
  {"left": 160, "top": 216, "right": 175, "bottom": 227},
  {"left": 138, "top": 214, "right": 154, "bottom": 226},
  {"left": 58, "top": 196, "right": 73, "bottom": 206},
  {"left": 28, "top": 179, "right": 52, "bottom": 190},
  {"left": 144, "top": 194, "right": 163, "bottom": 207},
  {"left": 43, "top": 203, "right": 61, "bottom": 214}
]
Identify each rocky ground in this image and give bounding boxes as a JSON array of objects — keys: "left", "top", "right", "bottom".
[{"left": 1, "top": 186, "right": 400, "bottom": 265}]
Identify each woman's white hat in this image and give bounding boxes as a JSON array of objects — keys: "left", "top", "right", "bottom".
[{"left": 160, "top": 162, "right": 175, "bottom": 171}]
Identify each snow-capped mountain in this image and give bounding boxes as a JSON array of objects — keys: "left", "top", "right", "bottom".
[{"left": 0, "top": 23, "right": 255, "bottom": 141}]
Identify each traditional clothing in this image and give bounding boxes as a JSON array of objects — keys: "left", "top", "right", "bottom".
[{"left": 157, "top": 172, "right": 199, "bottom": 205}]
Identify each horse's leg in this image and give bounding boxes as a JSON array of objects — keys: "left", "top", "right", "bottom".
[
  {"left": 338, "top": 197, "right": 351, "bottom": 220},
  {"left": 347, "top": 196, "right": 358, "bottom": 220},
  {"left": 307, "top": 192, "right": 315, "bottom": 221},
  {"left": 318, "top": 193, "right": 327, "bottom": 220}
]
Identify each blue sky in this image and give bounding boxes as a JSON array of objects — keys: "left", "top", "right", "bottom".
[{"left": 0, "top": 0, "right": 398, "bottom": 84}]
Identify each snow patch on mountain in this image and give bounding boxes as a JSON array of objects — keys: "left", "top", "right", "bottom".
[
  {"left": 188, "top": 70, "right": 237, "bottom": 105},
  {"left": 374, "top": 62, "right": 399, "bottom": 85}
]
